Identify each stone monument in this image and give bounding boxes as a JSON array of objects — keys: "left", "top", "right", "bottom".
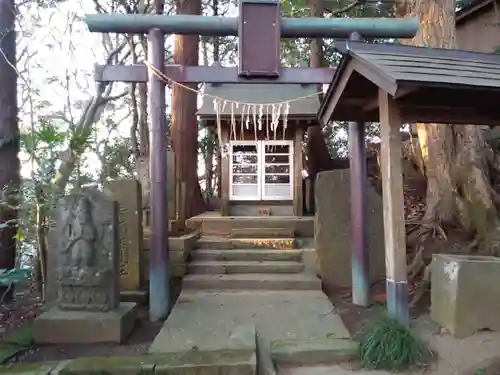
[
  {"left": 315, "top": 169, "right": 386, "bottom": 291},
  {"left": 104, "top": 179, "right": 144, "bottom": 297},
  {"left": 34, "top": 187, "right": 137, "bottom": 344}
]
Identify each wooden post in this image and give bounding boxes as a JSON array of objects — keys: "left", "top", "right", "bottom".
[
  {"left": 221, "top": 127, "right": 230, "bottom": 216},
  {"left": 293, "top": 128, "right": 304, "bottom": 216},
  {"left": 148, "top": 27, "right": 170, "bottom": 321},
  {"left": 349, "top": 119, "right": 369, "bottom": 306},
  {"left": 347, "top": 31, "right": 369, "bottom": 307},
  {"left": 378, "top": 89, "right": 409, "bottom": 325}
]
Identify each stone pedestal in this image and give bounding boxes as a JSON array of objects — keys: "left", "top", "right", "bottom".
[
  {"left": 431, "top": 254, "right": 500, "bottom": 338},
  {"left": 34, "top": 302, "right": 137, "bottom": 344}
]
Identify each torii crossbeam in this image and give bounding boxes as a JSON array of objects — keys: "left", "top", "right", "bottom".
[{"left": 84, "top": 0, "right": 419, "bottom": 321}]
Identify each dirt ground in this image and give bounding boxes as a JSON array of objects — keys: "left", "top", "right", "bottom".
[{"left": 330, "top": 289, "right": 500, "bottom": 375}]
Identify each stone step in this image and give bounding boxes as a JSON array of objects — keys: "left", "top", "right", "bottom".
[
  {"left": 229, "top": 227, "right": 295, "bottom": 239},
  {"left": 191, "top": 249, "right": 303, "bottom": 262},
  {"left": 197, "top": 236, "right": 297, "bottom": 250},
  {"left": 188, "top": 261, "right": 304, "bottom": 275},
  {"left": 183, "top": 274, "right": 321, "bottom": 291},
  {"left": 270, "top": 338, "right": 359, "bottom": 366},
  {"left": 186, "top": 215, "right": 315, "bottom": 237}
]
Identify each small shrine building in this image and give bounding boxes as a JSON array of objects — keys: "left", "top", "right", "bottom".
[{"left": 198, "top": 83, "right": 321, "bottom": 217}]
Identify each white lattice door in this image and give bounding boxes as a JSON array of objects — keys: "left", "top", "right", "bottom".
[{"left": 229, "top": 140, "right": 293, "bottom": 201}]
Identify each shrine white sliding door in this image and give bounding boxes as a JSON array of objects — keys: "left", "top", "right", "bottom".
[
  {"left": 261, "top": 140, "right": 293, "bottom": 200},
  {"left": 230, "top": 141, "right": 261, "bottom": 200},
  {"left": 229, "top": 140, "right": 293, "bottom": 201}
]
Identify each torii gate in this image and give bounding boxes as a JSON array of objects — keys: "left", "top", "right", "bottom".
[{"left": 84, "top": 0, "right": 418, "bottom": 321}]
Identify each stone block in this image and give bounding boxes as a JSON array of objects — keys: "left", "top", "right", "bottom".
[
  {"left": 0, "top": 361, "right": 63, "bottom": 375},
  {"left": 59, "top": 356, "right": 155, "bottom": 375},
  {"left": 270, "top": 338, "right": 359, "bottom": 366},
  {"left": 314, "top": 170, "right": 385, "bottom": 290},
  {"left": 154, "top": 350, "right": 256, "bottom": 375},
  {"left": 430, "top": 254, "right": 500, "bottom": 338},
  {"left": 301, "top": 248, "right": 320, "bottom": 277},
  {"left": 105, "top": 179, "right": 143, "bottom": 292},
  {"left": 34, "top": 302, "right": 137, "bottom": 344}
]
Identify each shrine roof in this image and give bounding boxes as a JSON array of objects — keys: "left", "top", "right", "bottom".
[
  {"left": 318, "top": 41, "right": 500, "bottom": 126},
  {"left": 198, "top": 83, "right": 321, "bottom": 118}
]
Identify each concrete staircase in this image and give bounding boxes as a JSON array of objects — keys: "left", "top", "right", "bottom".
[
  {"left": 150, "top": 223, "right": 358, "bottom": 374},
  {"left": 183, "top": 233, "right": 321, "bottom": 292}
]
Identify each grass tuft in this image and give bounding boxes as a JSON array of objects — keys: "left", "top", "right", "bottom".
[{"left": 358, "top": 313, "right": 432, "bottom": 370}]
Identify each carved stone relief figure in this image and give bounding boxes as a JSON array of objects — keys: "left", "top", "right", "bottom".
[{"left": 52, "top": 187, "right": 120, "bottom": 312}]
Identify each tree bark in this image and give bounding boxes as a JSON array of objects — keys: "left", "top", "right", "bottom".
[
  {"left": 398, "top": 0, "right": 500, "bottom": 254},
  {"left": 0, "top": 0, "right": 19, "bottom": 297},
  {"left": 306, "top": 0, "right": 334, "bottom": 213},
  {"left": 172, "top": 0, "right": 206, "bottom": 218}
]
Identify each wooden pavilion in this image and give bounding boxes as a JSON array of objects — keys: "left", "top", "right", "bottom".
[
  {"left": 198, "top": 83, "right": 321, "bottom": 217},
  {"left": 317, "top": 41, "right": 500, "bottom": 323}
]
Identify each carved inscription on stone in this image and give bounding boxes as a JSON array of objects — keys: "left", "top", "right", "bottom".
[
  {"left": 104, "top": 179, "right": 143, "bottom": 291},
  {"left": 118, "top": 205, "right": 129, "bottom": 276},
  {"left": 49, "top": 186, "right": 120, "bottom": 312}
]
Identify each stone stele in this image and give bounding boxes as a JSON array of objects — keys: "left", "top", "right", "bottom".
[
  {"left": 34, "top": 186, "right": 137, "bottom": 344},
  {"left": 104, "top": 179, "right": 143, "bottom": 293},
  {"left": 314, "top": 170, "right": 386, "bottom": 291}
]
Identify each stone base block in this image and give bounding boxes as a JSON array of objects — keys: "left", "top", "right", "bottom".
[
  {"left": 431, "top": 254, "right": 500, "bottom": 338},
  {"left": 120, "top": 289, "right": 148, "bottom": 305},
  {"left": 34, "top": 302, "right": 137, "bottom": 344}
]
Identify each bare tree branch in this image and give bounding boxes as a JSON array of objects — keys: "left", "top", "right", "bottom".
[{"left": 324, "top": 0, "right": 365, "bottom": 15}]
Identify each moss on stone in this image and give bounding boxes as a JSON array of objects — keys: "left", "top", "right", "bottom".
[
  {"left": 59, "top": 355, "right": 157, "bottom": 375},
  {"left": 3, "top": 323, "right": 34, "bottom": 347},
  {"left": 0, "top": 361, "right": 58, "bottom": 375}
]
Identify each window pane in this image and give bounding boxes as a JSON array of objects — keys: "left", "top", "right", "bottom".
[
  {"left": 264, "top": 184, "right": 291, "bottom": 197},
  {"left": 265, "top": 164, "right": 289, "bottom": 174},
  {"left": 233, "top": 184, "right": 259, "bottom": 197},
  {"left": 265, "top": 155, "right": 289, "bottom": 164},
  {"left": 265, "top": 145, "right": 289, "bottom": 154},
  {"left": 233, "top": 164, "right": 258, "bottom": 174},
  {"left": 233, "top": 144, "right": 257, "bottom": 153},
  {"left": 265, "top": 175, "right": 290, "bottom": 184},
  {"left": 233, "top": 155, "right": 258, "bottom": 164},
  {"left": 233, "top": 175, "right": 258, "bottom": 184}
]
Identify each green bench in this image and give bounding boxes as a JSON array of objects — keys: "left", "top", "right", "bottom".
[
  {"left": 0, "top": 268, "right": 31, "bottom": 286},
  {"left": 0, "top": 268, "right": 32, "bottom": 302}
]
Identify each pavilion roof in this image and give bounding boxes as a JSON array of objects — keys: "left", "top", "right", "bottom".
[{"left": 318, "top": 41, "right": 500, "bottom": 126}]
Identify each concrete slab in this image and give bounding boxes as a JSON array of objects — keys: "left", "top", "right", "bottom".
[
  {"left": 34, "top": 302, "right": 137, "bottom": 344},
  {"left": 187, "top": 261, "right": 304, "bottom": 274},
  {"left": 182, "top": 274, "right": 321, "bottom": 291},
  {"left": 191, "top": 249, "right": 303, "bottom": 262},
  {"left": 279, "top": 365, "right": 392, "bottom": 375},
  {"left": 149, "top": 290, "right": 351, "bottom": 360}
]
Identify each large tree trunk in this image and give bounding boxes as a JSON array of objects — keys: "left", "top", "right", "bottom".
[
  {"left": 172, "top": 0, "right": 206, "bottom": 218},
  {"left": 0, "top": 0, "right": 19, "bottom": 298},
  {"left": 398, "top": 0, "right": 500, "bottom": 254},
  {"left": 306, "top": 0, "right": 333, "bottom": 213}
]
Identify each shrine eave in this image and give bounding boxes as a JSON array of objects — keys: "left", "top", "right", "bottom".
[{"left": 197, "top": 83, "right": 321, "bottom": 118}]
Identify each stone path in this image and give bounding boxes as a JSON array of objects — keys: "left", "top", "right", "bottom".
[
  {"left": 150, "top": 290, "right": 355, "bottom": 364},
  {"left": 149, "top": 233, "right": 357, "bottom": 371}
]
